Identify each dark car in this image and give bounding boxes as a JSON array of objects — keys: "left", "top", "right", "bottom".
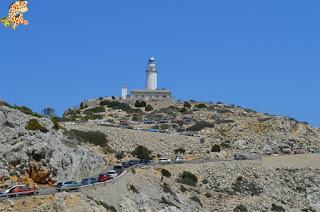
[
  {"left": 113, "top": 165, "right": 123, "bottom": 174},
  {"left": 0, "top": 185, "right": 37, "bottom": 197},
  {"left": 234, "top": 154, "right": 247, "bottom": 160},
  {"left": 81, "top": 178, "right": 97, "bottom": 185},
  {"left": 139, "top": 159, "right": 150, "bottom": 165},
  {"left": 128, "top": 160, "right": 139, "bottom": 166},
  {"left": 98, "top": 174, "right": 110, "bottom": 182},
  {"left": 56, "top": 181, "right": 80, "bottom": 192},
  {"left": 122, "top": 162, "right": 129, "bottom": 168}
]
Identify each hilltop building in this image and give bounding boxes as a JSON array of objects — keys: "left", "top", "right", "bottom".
[{"left": 127, "top": 57, "right": 172, "bottom": 101}]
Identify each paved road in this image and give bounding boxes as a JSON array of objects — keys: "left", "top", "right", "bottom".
[{"left": 0, "top": 158, "right": 235, "bottom": 200}]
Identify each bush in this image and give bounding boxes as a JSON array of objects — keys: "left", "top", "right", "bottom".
[
  {"left": 161, "top": 169, "right": 171, "bottom": 178},
  {"left": 134, "top": 100, "right": 146, "bottom": 107},
  {"left": 211, "top": 144, "right": 221, "bottom": 152},
  {"left": 195, "top": 103, "right": 207, "bottom": 109},
  {"left": 82, "top": 113, "right": 104, "bottom": 121},
  {"left": 115, "top": 151, "right": 125, "bottom": 160},
  {"left": 186, "top": 121, "right": 214, "bottom": 131},
  {"left": 233, "top": 204, "right": 248, "bottom": 212},
  {"left": 202, "top": 179, "right": 208, "bottom": 184},
  {"left": 232, "top": 177, "right": 263, "bottom": 196},
  {"left": 100, "top": 100, "right": 140, "bottom": 114},
  {"left": 204, "top": 192, "right": 211, "bottom": 198},
  {"left": 51, "top": 117, "right": 62, "bottom": 130},
  {"left": 145, "top": 105, "right": 154, "bottom": 112},
  {"left": 180, "top": 185, "right": 188, "bottom": 193},
  {"left": 0, "top": 100, "right": 11, "bottom": 107},
  {"left": 131, "top": 145, "right": 152, "bottom": 160},
  {"left": 271, "top": 204, "right": 285, "bottom": 212},
  {"left": 177, "top": 171, "right": 198, "bottom": 187},
  {"left": 84, "top": 106, "right": 105, "bottom": 114},
  {"left": 160, "top": 197, "right": 175, "bottom": 207},
  {"left": 174, "top": 148, "right": 186, "bottom": 155},
  {"left": 129, "top": 184, "right": 138, "bottom": 193},
  {"left": 65, "top": 130, "right": 108, "bottom": 147},
  {"left": 25, "top": 119, "right": 48, "bottom": 133},
  {"left": 190, "top": 196, "right": 202, "bottom": 207},
  {"left": 14, "top": 105, "right": 42, "bottom": 118},
  {"left": 132, "top": 114, "right": 143, "bottom": 122},
  {"left": 184, "top": 101, "right": 191, "bottom": 108},
  {"left": 162, "top": 183, "right": 175, "bottom": 196}
]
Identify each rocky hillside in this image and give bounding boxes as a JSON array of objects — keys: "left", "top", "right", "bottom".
[
  {"left": 63, "top": 100, "right": 320, "bottom": 161},
  {"left": 2, "top": 154, "right": 319, "bottom": 211},
  {"left": 0, "top": 102, "right": 106, "bottom": 187}
]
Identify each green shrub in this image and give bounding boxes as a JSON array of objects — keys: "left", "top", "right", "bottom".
[
  {"left": 134, "top": 100, "right": 146, "bottom": 107},
  {"left": 162, "top": 183, "right": 175, "bottom": 196},
  {"left": 186, "top": 121, "right": 214, "bottom": 131},
  {"left": 14, "top": 105, "right": 41, "bottom": 118},
  {"left": 145, "top": 105, "right": 154, "bottom": 112},
  {"left": 129, "top": 184, "right": 138, "bottom": 193},
  {"left": 180, "top": 185, "right": 188, "bottom": 193},
  {"left": 132, "top": 114, "right": 143, "bottom": 122},
  {"left": 233, "top": 204, "right": 248, "bottom": 212},
  {"left": 131, "top": 145, "right": 152, "bottom": 160},
  {"left": 174, "top": 148, "right": 186, "bottom": 154},
  {"left": 100, "top": 100, "right": 141, "bottom": 114},
  {"left": 82, "top": 113, "right": 103, "bottom": 121},
  {"left": 0, "top": 100, "right": 11, "bottom": 107},
  {"left": 161, "top": 169, "right": 171, "bottom": 178},
  {"left": 184, "top": 101, "right": 191, "bottom": 108},
  {"left": 204, "top": 193, "right": 211, "bottom": 198},
  {"left": 232, "top": 177, "right": 263, "bottom": 196},
  {"left": 84, "top": 106, "right": 105, "bottom": 114},
  {"left": 51, "top": 117, "right": 62, "bottom": 130},
  {"left": 177, "top": 171, "right": 198, "bottom": 187},
  {"left": 202, "top": 179, "right": 208, "bottom": 184},
  {"left": 211, "top": 144, "right": 221, "bottom": 152},
  {"left": 25, "top": 119, "right": 48, "bottom": 133},
  {"left": 190, "top": 196, "right": 202, "bottom": 207},
  {"left": 180, "top": 107, "right": 188, "bottom": 113},
  {"left": 115, "top": 151, "right": 125, "bottom": 160},
  {"left": 195, "top": 103, "right": 207, "bottom": 109},
  {"left": 160, "top": 197, "right": 175, "bottom": 207},
  {"left": 65, "top": 130, "right": 108, "bottom": 147},
  {"left": 271, "top": 204, "right": 285, "bottom": 212}
]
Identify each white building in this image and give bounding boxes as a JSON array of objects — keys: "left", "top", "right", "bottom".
[{"left": 129, "top": 57, "right": 171, "bottom": 101}]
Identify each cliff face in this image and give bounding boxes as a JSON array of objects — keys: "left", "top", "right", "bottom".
[{"left": 0, "top": 105, "right": 106, "bottom": 186}]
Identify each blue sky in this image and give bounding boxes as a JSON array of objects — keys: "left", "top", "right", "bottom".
[{"left": 0, "top": 0, "right": 319, "bottom": 126}]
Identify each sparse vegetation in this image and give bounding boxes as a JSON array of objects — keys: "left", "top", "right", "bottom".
[
  {"left": 233, "top": 204, "right": 248, "bottom": 212},
  {"left": 190, "top": 196, "right": 202, "bottom": 207},
  {"left": 174, "top": 148, "right": 186, "bottom": 154},
  {"left": 51, "top": 117, "right": 62, "bottom": 130},
  {"left": 232, "top": 176, "right": 263, "bottom": 196},
  {"left": 184, "top": 101, "right": 192, "bottom": 108},
  {"left": 186, "top": 121, "right": 214, "bottom": 131},
  {"left": 145, "top": 104, "right": 154, "bottom": 112},
  {"left": 271, "top": 203, "right": 285, "bottom": 212},
  {"left": 84, "top": 106, "right": 105, "bottom": 114},
  {"left": 180, "top": 185, "right": 188, "bottom": 193},
  {"left": 65, "top": 129, "right": 108, "bottom": 147},
  {"left": 13, "top": 105, "right": 42, "bottom": 118},
  {"left": 195, "top": 103, "right": 207, "bottom": 109},
  {"left": 160, "top": 197, "right": 175, "bottom": 207},
  {"left": 204, "top": 192, "right": 211, "bottom": 198},
  {"left": 211, "top": 144, "right": 221, "bottom": 152},
  {"left": 134, "top": 100, "right": 146, "bottom": 107},
  {"left": 129, "top": 184, "right": 138, "bottom": 193},
  {"left": 131, "top": 145, "right": 152, "bottom": 160},
  {"left": 25, "top": 119, "right": 48, "bottom": 133},
  {"left": 100, "top": 100, "right": 141, "bottom": 113},
  {"left": 161, "top": 169, "right": 172, "bottom": 178},
  {"left": 115, "top": 151, "right": 125, "bottom": 160},
  {"left": 177, "top": 171, "right": 198, "bottom": 187},
  {"left": 162, "top": 183, "right": 175, "bottom": 196}
]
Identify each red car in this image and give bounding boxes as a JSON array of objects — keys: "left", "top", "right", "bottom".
[
  {"left": 98, "top": 173, "right": 110, "bottom": 182},
  {"left": 0, "top": 185, "right": 37, "bottom": 198}
]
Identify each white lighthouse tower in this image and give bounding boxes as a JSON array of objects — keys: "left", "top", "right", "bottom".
[{"left": 146, "top": 57, "right": 158, "bottom": 90}]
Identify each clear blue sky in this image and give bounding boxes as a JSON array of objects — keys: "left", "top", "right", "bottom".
[{"left": 0, "top": 0, "right": 319, "bottom": 126}]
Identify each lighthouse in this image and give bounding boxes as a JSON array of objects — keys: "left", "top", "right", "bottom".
[{"left": 146, "top": 57, "right": 157, "bottom": 90}]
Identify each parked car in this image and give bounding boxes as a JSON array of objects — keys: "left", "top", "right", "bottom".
[
  {"left": 159, "top": 158, "right": 171, "bottom": 164},
  {"left": 81, "top": 178, "right": 97, "bottom": 186},
  {"left": 294, "top": 149, "right": 302, "bottom": 154},
  {"left": 98, "top": 174, "right": 110, "bottom": 182},
  {"left": 147, "top": 128, "right": 159, "bottom": 133},
  {"left": 56, "top": 181, "right": 80, "bottom": 192},
  {"left": 113, "top": 165, "right": 123, "bottom": 174},
  {"left": 122, "top": 162, "right": 129, "bottom": 168},
  {"left": 234, "top": 154, "right": 247, "bottom": 160},
  {"left": 174, "top": 156, "right": 185, "bottom": 163},
  {"left": 139, "top": 159, "right": 150, "bottom": 165},
  {"left": 128, "top": 160, "right": 139, "bottom": 166},
  {"left": 0, "top": 185, "right": 37, "bottom": 197},
  {"left": 107, "top": 170, "right": 118, "bottom": 179}
]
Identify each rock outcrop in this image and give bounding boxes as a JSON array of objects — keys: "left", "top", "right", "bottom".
[{"left": 0, "top": 105, "right": 106, "bottom": 186}]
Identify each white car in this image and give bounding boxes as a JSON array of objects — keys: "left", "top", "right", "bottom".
[
  {"left": 107, "top": 170, "right": 118, "bottom": 179},
  {"left": 159, "top": 158, "right": 171, "bottom": 164},
  {"left": 174, "top": 156, "right": 185, "bottom": 163}
]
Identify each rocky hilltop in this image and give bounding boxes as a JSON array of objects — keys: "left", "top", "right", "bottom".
[{"left": 0, "top": 101, "right": 106, "bottom": 187}]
